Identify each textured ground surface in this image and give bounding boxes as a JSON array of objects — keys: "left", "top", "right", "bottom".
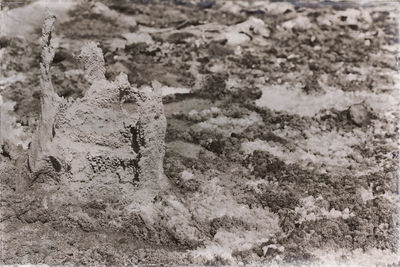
[{"left": 0, "top": 0, "right": 399, "bottom": 266}]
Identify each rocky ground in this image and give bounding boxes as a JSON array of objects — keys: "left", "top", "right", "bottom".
[{"left": 0, "top": 0, "right": 399, "bottom": 266}]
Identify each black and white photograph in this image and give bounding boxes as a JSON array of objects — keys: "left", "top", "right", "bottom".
[{"left": 0, "top": 0, "right": 399, "bottom": 266}]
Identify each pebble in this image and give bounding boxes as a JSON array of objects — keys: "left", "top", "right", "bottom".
[{"left": 348, "top": 103, "right": 369, "bottom": 126}]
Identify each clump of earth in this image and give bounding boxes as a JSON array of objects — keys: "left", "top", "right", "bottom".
[{"left": 0, "top": 0, "right": 399, "bottom": 266}]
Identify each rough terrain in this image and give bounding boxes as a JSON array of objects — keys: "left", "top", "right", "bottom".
[{"left": 0, "top": 0, "right": 399, "bottom": 266}]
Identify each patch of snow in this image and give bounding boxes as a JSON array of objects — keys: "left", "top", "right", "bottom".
[
  {"left": 262, "top": 244, "right": 285, "bottom": 256},
  {"left": 345, "top": 73, "right": 361, "bottom": 82},
  {"left": 226, "top": 77, "right": 241, "bottom": 90},
  {"left": 108, "top": 38, "right": 127, "bottom": 51},
  {"left": 225, "top": 17, "right": 270, "bottom": 46},
  {"left": 188, "top": 107, "right": 221, "bottom": 122},
  {"left": 245, "top": 179, "right": 270, "bottom": 193},
  {"left": 0, "top": 73, "right": 26, "bottom": 90},
  {"left": 225, "top": 31, "right": 251, "bottom": 46},
  {"left": 294, "top": 196, "right": 355, "bottom": 224},
  {"left": 241, "top": 130, "right": 358, "bottom": 168},
  {"left": 255, "top": 82, "right": 397, "bottom": 117},
  {"left": 241, "top": 139, "right": 270, "bottom": 155},
  {"left": 380, "top": 191, "right": 400, "bottom": 203},
  {"left": 138, "top": 203, "right": 158, "bottom": 225},
  {"left": 192, "top": 107, "right": 219, "bottom": 117},
  {"left": 357, "top": 185, "right": 399, "bottom": 204},
  {"left": 318, "top": 8, "right": 372, "bottom": 29},
  {"left": 209, "top": 63, "right": 226, "bottom": 73},
  {"left": 181, "top": 170, "right": 194, "bottom": 181},
  {"left": 190, "top": 178, "right": 280, "bottom": 262},
  {"left": 234, "top": 46, "right": 242, "bottom": 56},
  {"left": 219, "top": 1, "right": 244, "bottom": 14},
  {"left": 121, "top": 32, "right": 154, "bottom": 45},
  {"left": 0, "top": 95, "right": 29, "bottom": 149},
  {"left": 234, "top": 17, "right": 270, "bottom": 38},
  {"left": 195, "top": 230, "right": 270, "bottom": 261},
  {"left": 263, "top": 2, "right": 294, "bottom": 15},
  {"left": 381, "top": 44, "right": 398, "bottom": 53},
  {"left": 313, "top": 248, "right": 400, "bottom": 267},
  {"left": 282, "top": 15, "right": 313, "bottom": 30},
  {"left": 357, "top": 186, "right": 374, "bottom": 203},
  {"left": 92, "top": 2, "right": 136, "bottom": 27},
  {"left": 161, "top": 86, "right": 190, "bottom": 96},
  {"left": 242, "top": 118, "right": 396, "bottom": 175},
  {"left": 196, "top": 112, "right": 261, "bottom": 136},
  {"left": 161, "top": 195, "right": 203, "bottom": 243}
]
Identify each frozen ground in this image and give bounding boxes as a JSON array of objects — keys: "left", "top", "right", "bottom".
[{"left": 0, "top": 0, "right": 399, "bottom": 266}]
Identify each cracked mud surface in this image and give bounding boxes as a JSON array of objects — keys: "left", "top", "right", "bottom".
[{"left": 0, "top": 0, "right": 399, "bottom": 266}]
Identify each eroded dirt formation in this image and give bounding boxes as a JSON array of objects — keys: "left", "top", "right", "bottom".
[
  {"left": 28, "top": 14, "right": 168, "bottom": 206},
  {"left": 0, "top": 0, "right": 399, "bottom": 266}
]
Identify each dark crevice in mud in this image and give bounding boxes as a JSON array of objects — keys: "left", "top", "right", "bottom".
[
  {"left": 131, "top": 122, "right": 146, "bottom": 149},
  {"left": 26, "top": 156, "right": 32, "bottom": 173},
  {"left": 132, "top": 159, "right": 140, "bottom": 183},
  {"left": 1, "top": 145, "right": 12, "bottom": 160},
  {"left": 130, "top": 126, "right": 141, "bottom": 154},
  {"left": 48, "top": 156, "right": 62, "bottom": 173},
  {"left": 130, "top": 122, "right": 146, "bottom": 183}
]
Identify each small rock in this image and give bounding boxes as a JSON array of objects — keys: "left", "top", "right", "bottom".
[
  {"left": 167, "top": 32, "right": 196, "bottom": 44},
  {"left": 198, "top": 0, "right": 215, "bottom": 9},
  {"left": 348, "top": 103, "right": 369, "bottom": 126}
]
